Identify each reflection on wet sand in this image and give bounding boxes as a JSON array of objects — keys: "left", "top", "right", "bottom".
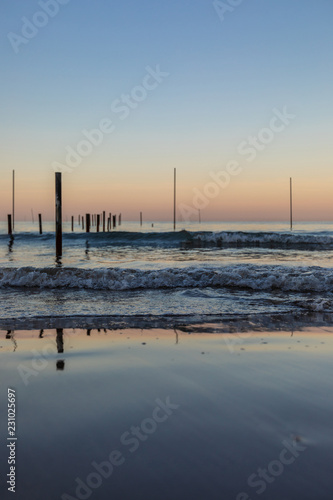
[
  {"left": 5, "top": 329, "right": 17, "bottom": 351},
  {"left": 1, "top": 326, "right": 332, "bottom": 500}
]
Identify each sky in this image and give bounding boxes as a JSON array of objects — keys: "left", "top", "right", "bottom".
[{"left": 0, "top": 0, "right": 333, "bottom": 221}]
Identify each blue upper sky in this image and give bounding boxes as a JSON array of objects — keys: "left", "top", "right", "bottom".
[{"left": 1, "top": 0, "right": 333, "bottom": 220}]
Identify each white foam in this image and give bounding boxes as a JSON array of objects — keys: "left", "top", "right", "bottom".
[{"left": 1, "top": 264, "right": 333, "bottom": 293}]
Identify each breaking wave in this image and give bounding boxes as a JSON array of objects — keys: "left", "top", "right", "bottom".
[{"left": 1, "top": 264, "right": 333, "bottom": 293}]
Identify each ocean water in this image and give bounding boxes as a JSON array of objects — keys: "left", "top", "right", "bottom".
[{"left": 1, "top": 221, "right": 333, "bottom": 328}]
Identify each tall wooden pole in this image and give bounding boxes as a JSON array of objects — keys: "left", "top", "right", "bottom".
[
  {"left": 7, "top": 214, "right": 12, "bottom": 235},
  {"left": 12, "top": 170, "right": 15, "bottom": 231},
  {"left": 290, "top": 177, "right": 293, "bottom": 231},
  {"left": 173, "top": 168, "right": 176, "bottom": 231},
  {"left": 55, "top": 173, "right": 62, "bottom": 257},
  {"left": 103, "top": 211, "right": 106, "bottom": 232},
  {"left": 140, "top": 212, "right": 143, "bottom": 226},
  {"left": 38, "top": 214, "right": 42, "bottom": 235}
]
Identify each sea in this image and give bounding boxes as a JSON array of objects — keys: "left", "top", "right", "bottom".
[
  {"left": 1, "top": 220, "right": 333, "bottom": 331},
  {"left": 1, "top": 221, "right": 333, "bottom": 500}
]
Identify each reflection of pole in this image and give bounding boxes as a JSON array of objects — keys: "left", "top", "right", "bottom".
[
  {"left": 290, "top": 177, "right": 293, "bottom": 231},
  {"left": 56, "top": 360, "right": 65, "bottom": 370},
  {"left": 56, "top": 328, "right": 64, "bottom": 353},
  {"left": 173, "top": 168, "right": 176, "bottom": 231}
]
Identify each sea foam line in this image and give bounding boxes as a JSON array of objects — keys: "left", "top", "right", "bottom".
[{"left": 1, "top": 264, "right": 333, "bottom": 293}]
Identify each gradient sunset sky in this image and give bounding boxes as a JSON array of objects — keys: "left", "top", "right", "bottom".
[{"left": 1, "top": 0, "right": 332, "bottom": 221}]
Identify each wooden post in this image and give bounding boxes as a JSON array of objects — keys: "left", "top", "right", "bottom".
[
  {"left": 118, "top": 213, "right": 121, "bottom": 226},
  {"left": 112, "top": 215, "right": 116, "bottom": 229},
  {"left": 7, "top": 214, "right": 12, "bottom": 235},
  {"left": 173, "top": 168, "right": 176, "bottom": 231},
  {"left": 86, "top": 214, "right": 90, "bottom": 233},
  {"left": 12, "top": 170, "right": 15, "bottom": 231},
  {"left": 55, "top": 172, "right": 62, "bottom": 257},
  {"left": 71, "top": 216, "right": 74, "bottom": 232},
  {"left": 82, "top": 215, "right": 84, "bottom": 230},
  {"left": 140, "top": 212, "right": 143, "bottom": 226},
  {"left": 97, "top": 214, "right": 100, "bottom": 232},
  {"left": 38, "top": 214, "right": 42, "bottom": 235},
  {"left": 290, "top": 177, "right": 293, "bottom": 231},
  {"left": 103, "top": 211, "right": 106, "bottom": 232}
]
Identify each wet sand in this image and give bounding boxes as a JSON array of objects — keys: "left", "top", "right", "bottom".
[{"left": 1, "top": 326, "right": 333, "bottom": 500}]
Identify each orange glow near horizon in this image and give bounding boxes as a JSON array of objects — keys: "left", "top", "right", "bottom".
[{"left": 1, "top": 168, "right": 333, "bottom": 222}]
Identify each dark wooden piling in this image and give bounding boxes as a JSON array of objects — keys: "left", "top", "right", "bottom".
[
  {"left": 174, "top": 168, "right": 176, "bottom": 231},
  {"left": 55, "top": 172, "right": 62, "bottom": 257},
  {"left": 71, "top": 216, "right": 74, "bottom": 232},
  {"left": 140, "top": 212, "right": 143, "bottom": 226},
  {"left": 97, "top": 214, "right": 100, "bottom": 232},
  {"left": 290, "top": 177, "right": 293, "bottom": 230},
  {"left": 112, "top": 215, "right": 116, "bottom": 229},
  {"left": 82, "top": 215, "right": 84, "bottom": 230},
  {"left": 12, "top": 170, "right": 15, "bottom": 231},
  {"left": 86, "top": 214, "right": 90, "bottom": 233},
  {"left": 38, "top": 214, "right": 42, "bottom": 235},
  {"left": 103, "top": 211, "right": 106, "bottom": 232},
  {"left": 118, "top": 213, "right": 121, "bottom": 226},
  {"left": 7, "top": 214, "right": 12, "bottom": 235}
]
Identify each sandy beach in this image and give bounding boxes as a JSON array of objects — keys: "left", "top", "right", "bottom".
[{"left": 1, "top": 325, "right": 332, "bottom": 500}]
